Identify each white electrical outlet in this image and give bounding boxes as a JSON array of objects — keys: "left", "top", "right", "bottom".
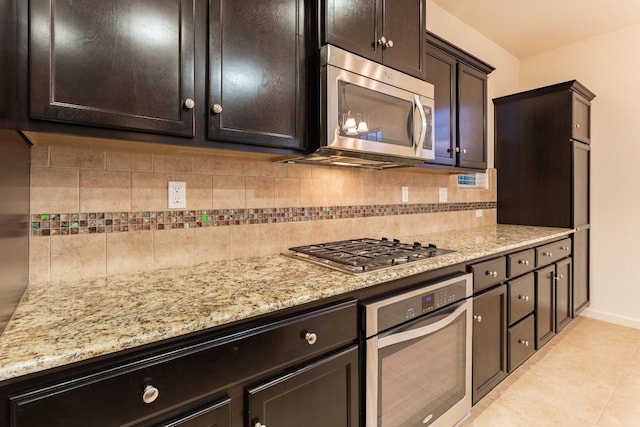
[
  {"left": 476, "top": 209, "right": 483, "bottom": 218},
  {"left": 168, "top": 181, "right": 186, "bottom": 209},
  {"left": 401, "top": 186, "right": 409, "bottom": 203},
  {"left": 439, "top": 187, "right": 448, "bottom": 203}
]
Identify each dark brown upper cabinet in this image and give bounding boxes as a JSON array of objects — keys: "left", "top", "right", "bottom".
[
  {"left": 208, "top": 0, "right": 307, "bottom": 150},
  {"left": 29, "top": 0, "right": 196, "bottom": 137},
  {"left": 425, "top": 32, "right": 494, "bottom": 170},
  {"left": 320, "top": 0, "right": 427, "bottom": 80}
]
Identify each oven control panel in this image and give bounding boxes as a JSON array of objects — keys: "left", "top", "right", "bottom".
[{"left": 364, "top": 273, "right": 473, "bottom": 336}]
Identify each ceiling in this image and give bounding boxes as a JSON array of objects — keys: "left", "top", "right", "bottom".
[{"left": 432, "top": 0, "right": 640, "bottom": 58}]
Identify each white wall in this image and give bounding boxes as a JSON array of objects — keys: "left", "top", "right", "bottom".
[
  {"left": 426, "top": 1, "right": 521, "bottom": 168},
  {"left": 520, "top": 23, "right": 640, "bottom": 328}
]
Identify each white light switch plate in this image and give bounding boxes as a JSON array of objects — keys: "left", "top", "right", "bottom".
[
  {"left": 168, "top": 181, "right": 186, "bottom": 209},
  {"left": 439, "top": 188, "right": 448, "bottom": 203},
  {"left": 401, "top": 186, "right": 409, "bottom": 203},
  {"left": 476, "top": 209, "right": 483, "bottom": 218}
]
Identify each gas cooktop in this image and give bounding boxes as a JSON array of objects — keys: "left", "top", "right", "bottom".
[{"left": 283, "top": 237, "right": 456, "bottom": 274}]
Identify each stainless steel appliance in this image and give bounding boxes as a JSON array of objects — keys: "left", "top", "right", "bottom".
[
  {"left": 0, "top": 130, "right": 30, "bottom": 335},
  {"left": 287, "top": 45, "right": 435, "bottom": 169},
  {"left": 364, "top": 273, "right": 473, "bottom": 427},
  {"left": 284, "top": 238, "right": 455, "bottom": 274}
]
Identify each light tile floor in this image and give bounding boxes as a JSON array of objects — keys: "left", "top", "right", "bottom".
[{"left": 461, "top": 316, "right": 640, "bottom": 426}]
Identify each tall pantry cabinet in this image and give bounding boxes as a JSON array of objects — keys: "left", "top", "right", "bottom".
[{"left": 494, "top": 80, "right": 595, "bottom": 317}]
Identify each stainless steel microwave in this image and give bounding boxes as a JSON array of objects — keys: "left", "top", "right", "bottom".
[{"left": 289, "top": 45, "right": 435, "bottom": 169}]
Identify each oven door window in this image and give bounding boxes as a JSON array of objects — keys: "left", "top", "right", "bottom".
[
  {"left": 338, "top": 81, "right": 414, "bottom": 147},
  {"left": 377, "top": 307, "right": 467, "bottom": 427}
]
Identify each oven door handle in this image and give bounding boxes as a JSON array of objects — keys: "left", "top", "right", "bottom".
[
  {"left": 414, "top": 95, "right": 428, "bottom": 152},
  {"left": 377, "top": 300, "right": 469, "bottom": 349}
]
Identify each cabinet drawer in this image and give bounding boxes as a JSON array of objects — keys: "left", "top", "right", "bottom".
[
  {"left": 507, "top": 273, "right": 535, "bottom": 325},
  {"left": 469, "top": 257, "right": 507, "bottom": 293},
  {"left": 508, "top": 314, "right": 535, "bottom": 372},
  {"left": 536, "top": 238, "right": 572, "bottom": 267},
  {"left": 11, "top": 300, "right": 358, "bottom": 427},
  {"left": 507, "top": 249, "right": 535, "bottom": 278}
]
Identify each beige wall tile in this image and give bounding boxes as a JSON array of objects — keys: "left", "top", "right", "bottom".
[
  {"left": 106, "top": 231, "right": 153, "bottom": 275},
  {"left": 192, "top": 156, "right": 231, "bottom": 175},
  {"left": 259, "top": 223, "right": 290, "bottom": 255},
  {"left": 50, "top": 234, "right": 106, "bottom": 282},
  {"left": 245, "top": 176, "right": 274, "bottom": 208},
  {"left": 30, "top": 145, "right": 49, "bottom": 167},
  {"left": 229, "top": 159, "right": 288, "bottom": 178},
  {"left": 153, "top": 154, "right": 192, "bottom": 173},
  {"left": 29, "top": 236, "right": 50, "bottom": 284},
  {"left": 79, "top": 169, "right": 130, "bottom": 212},
  {"left": 274, "top": 178, "right": 300, "bottom": 208},
  {"left": 174, "top": 174, "right": 213, "bottom": 210},
  {"left": 50, "top": 146, "right": 105, "bottom": 169},
  {"left": 195, "top": 227, "right": 230, "bottom": 263},
  {"left": 153, "top": 229, "right": 194, "bottom": 269},
  {"left": 131, "top": 172, "right": 172, "bottom": 212},
  {"left": 229, "top": 224, "right": 262, "bottom": 259},
  {"left": 30, "top": 167, "right": 79, "bottom": 213},
  {"left": 106, "top": 151, "right": 153, "bottom": 172},
  {"left": 286, "top": 164, "right": 312, "bottom": 179},
  {"left": 212, "top": 175, "right": 245, "bottom": 209}
]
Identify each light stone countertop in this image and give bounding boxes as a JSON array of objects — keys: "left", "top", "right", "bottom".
[{"left": 0, "top": 224, "right": 573, "bottom": 382}]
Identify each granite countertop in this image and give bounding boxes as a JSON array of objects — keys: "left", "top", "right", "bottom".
[{"left": 0, "top": 224, "right": 573, "bottom": 382}]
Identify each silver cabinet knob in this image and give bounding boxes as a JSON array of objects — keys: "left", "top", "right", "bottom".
[
  {"left": 575, "top": 123, "right": 580, "bottom": 128},
  {"left": 377, "top": 36, "right": 393, "bottom": 48},
  {"left": 183, "top": 98, "right": 195, "bottom": 109},
  {"left": 142, "top": 385, "right": 159, "bottom": 404},
  {"left": 473, "top": 315, "right": 482, "bottom": 323},
  {"left": 518, "top": 339, "right": 530, "bottom": 347},
  {"left": 254, "top": 423, "right": 266, "bottom": 427},
  {"left": 462, "top": 148, "right": 467, "bottom": 154},
  {"left": 554, "top": 274, "right": 565, "bottom": 281},
  {"left": 485, "top": 270, "right": 498, "bottom": 278},
  {"left": 560, "top": 246, "right": 570, "bottom": 251},
  {"left": 543, "top": 252, "right": 552, "bottom": 257},
  {"left": 211, "top": 103, "right": 223, "bottom": 114},
  {"left": 518, "top": 295, "right": 530, "bottom": 302},
  {"left": 518, "top": 259, "right": 529, "bottom": 265},
  {"left": 305, "top": 332, "right": 318, "bottom": 345}
]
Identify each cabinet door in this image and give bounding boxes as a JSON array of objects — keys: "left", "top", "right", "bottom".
[
  {"left": 208, "top": 0, "right": 306, "bottom": 150},
  {"left": 472, "top": 284, "right": 507, "bottom": 404},
  {"left": 322, "top": 0, "right": 381, "bottom": 63},
  {"left": 457, "top": 63, "right": 487, "bottom": 169},
  {"left": 571, "top": 92, "right": 591, "bottom": 144},
  {"left": 381, "top": 0, "right": 427, "bottom": 79},
  {"left": 574, "top": 142, "right": 590, "bottom": 227},
  {"left": 555, "top": 258, "right": 572, "bottom": 333},
  {"left": 29, "top": 0, "right": 195, "bottom": 136},
  {"left": 573, "top": 228, "right": 590, "bottom": 316},
  {"left": 247, "top": 346, "right": 359, "bottom": 427},
  {"left": 425, "top": 45, "right": 456, "bottom": 166},
  {"left": 535, "top": 265, "right": 556, "bottom": 349}
]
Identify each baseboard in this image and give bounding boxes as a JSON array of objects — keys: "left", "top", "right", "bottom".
[{"left": 581, "top": 308, "right": 640, "bottom": 330}]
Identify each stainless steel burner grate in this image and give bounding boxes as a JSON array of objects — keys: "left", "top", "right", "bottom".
[{"left": 284, "top": 238, "right": 455, "bottom": 274}]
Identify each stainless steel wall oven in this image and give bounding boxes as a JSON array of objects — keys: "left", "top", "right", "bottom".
[{"left": 363, "top": 273, "right": 473, "bottom": 427}]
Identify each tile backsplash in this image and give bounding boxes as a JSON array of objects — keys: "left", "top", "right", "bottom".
[{"left": 29, "top": 144, "right": 497, "bottom": 283}]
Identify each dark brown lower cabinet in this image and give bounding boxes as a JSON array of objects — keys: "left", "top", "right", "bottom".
[
  {"left": 573, "top": 227, "right": 590, "bottom": 316},
  {"left": 160, "top": 398, "right": 231, "bottom": 427},
  {"left": 472, "top": 284, "right": 507, "bottom": 404},
  {"left": 535, "top": 258, "right": 572, "bottom": 349},
  {"left": 247, "top": 346, "right": 359, "bottom": 427},
  {"left": 507, "top": 314, "right": 535, "bottom": 372}
]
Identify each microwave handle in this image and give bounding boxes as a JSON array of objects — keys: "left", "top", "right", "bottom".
[{"left": 414, "top": 95, "right": 428, "bottom": 152}]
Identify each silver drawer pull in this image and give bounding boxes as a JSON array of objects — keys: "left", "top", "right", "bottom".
[
  {"left": 142, "top": 385, "right": 159, "bottom": 404},
  {"left": 518, "top": 295, "right": 530, "bottom": 302},
  {"left": 518, "top": 259, "right": 529, "bottom": 265},
  {"left": 560, "top": 246, "right": 570, "bottom": 251},
  {"left": 543, "top": 252, "right": 553, "bottom": 257},
  {"left": 473, "top": 315, "right": 482, "bottom": 323},
  {"left": 554, "top": 274, "right": 565, "bottom": 281},
  {"left": 485, "top": 271, "right": 498, "bottom": 278},
  {"left": 518, "top": 339, "right": 530, "bottom": 347},
  {"left": 305, "top": 332, "right": 318, "bottom": 345},
  {"left": 255, "top": 423, "right": 267, "bottom": 427}
]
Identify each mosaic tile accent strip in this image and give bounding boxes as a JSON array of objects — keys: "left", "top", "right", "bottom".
[{"left": 30, "top": 202, "right": 496, "bottom": 236}]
